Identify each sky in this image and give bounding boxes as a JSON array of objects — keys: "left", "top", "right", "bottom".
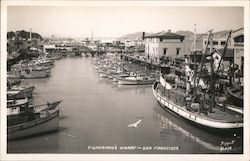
[{"left": 7, "top": 6, "right": 244, "bottom": 38}]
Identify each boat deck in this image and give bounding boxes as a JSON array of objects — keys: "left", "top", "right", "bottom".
[
  {"left": 155, "top": 81, "right": 243, "bottom": 124},
  {"left": 204, "top": 107, "right": 242, "bottom": 123}
]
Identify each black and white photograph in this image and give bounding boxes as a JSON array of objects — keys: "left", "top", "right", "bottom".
[{"left": 0, "top": 1, "right": 249, "bottom": 161}]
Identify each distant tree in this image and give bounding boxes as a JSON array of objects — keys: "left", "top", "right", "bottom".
[
  {"left": 15, "top": 30, "right": 43, "bottom": 40},
  {"left": 32, "top": 32, "right": 43, "bottom": 40},
  {"left": 18, "top": 30, "right": 29, "bottom": 39},
  {"left": 7, "top": 31, "right": 16, "bottom": 39}
]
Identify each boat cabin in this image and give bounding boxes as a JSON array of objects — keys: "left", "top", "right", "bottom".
[{"left": 7, "top": 98, "right": 29, "bottom": 116}]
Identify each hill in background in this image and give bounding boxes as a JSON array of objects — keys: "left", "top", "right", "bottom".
[
  {"left": 117, "top": 32, "right": 151, "bottom": 41},
  {"left": 118, "top": 30, "right": 230, "bottom": 41}
]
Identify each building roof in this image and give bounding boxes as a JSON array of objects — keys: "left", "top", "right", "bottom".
[
  {"left": 232, "top": 28, "right": 244, "bottom": 38},
  {"left": 144, "top": 31, "right": 185, "bottom": 40},
  {"left": 233, "top": 27, "right": 244, "bottom": 33}
]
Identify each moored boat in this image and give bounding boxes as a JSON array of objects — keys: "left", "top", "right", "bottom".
[
  {"left": 14, "top": 67, "right": 50, "bottom": 79},
  {"left": 7, "top": 99, "right": 62, "bottom": 140},
  {"left": 8, "top": 109, "right": 59, "bottom": 140},
  {"left": 226, "top": 85, "right": 243, "bottom": 108},
  {"left": 99, "top": 70, "right": 108, "bottom": 78},
  {"left": 8, "top": 85, "right": 35, "bottom": 99},
  {"left": 152, "top": 76, "right": 243, "bottom": 130},
  {"left": 117, "top": 73, "right": 155, "bottom": 85},
  {"left": 113, "top": 73, "right": 129, "bottom": 82}
]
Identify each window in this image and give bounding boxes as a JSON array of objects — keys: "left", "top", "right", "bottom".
[
  {"left": 176, "top": 48, "right": 181, "bottom": 56},
  {"left": 213, "top": 41, "right": 218, "bottom": 45},
  {"left": 234, "top": 35, "right": 244, "bottom": 43},
  {"left": 163, "top": 48, "right": 168, "bottom": 55},
  {"left": 221, "top": 41, "right": 226, "bottom": 45}
]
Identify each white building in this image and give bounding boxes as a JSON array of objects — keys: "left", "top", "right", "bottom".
[
  {"left": 232, "top": 28, "right": 244, "bottom": 74},
  {"left": 43, "top": 44, "right": 56, "bottom": 53},
  {"left": 202, "top": 31, "right": 233, "bottom": 50},
  {"left": 124, "top": 39, "right": 136, "bottom": 48},
  {"left": 144, "top": 30, "right": 185, "bottom": 62}
]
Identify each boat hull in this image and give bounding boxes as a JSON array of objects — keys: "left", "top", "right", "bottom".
[
  {"left": 21, "top": 70, "right": 50, "bottom": 79},
  {"left": 118, "top": 78, "right": 155, "bottom": 85},
  {"left": 9, "top": 86, "right": 35, "bottom": 99},
  {"left": 227, "top": 87, "right": 243, "bottom": 108},
  {"left": 152, "top": 81, "right": 243, "bottom": 130},
  {"left": 99, "top": 73, "right": 108, "bottom": 78},
  {"left": 8, "top": 110, "right": 59, "bottom": 140}
]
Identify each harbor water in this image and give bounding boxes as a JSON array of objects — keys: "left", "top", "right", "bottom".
[{"left": 7, "top": 57, "right": 243, "bottom": 154}]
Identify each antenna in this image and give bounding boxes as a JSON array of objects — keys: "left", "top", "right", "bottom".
[
  {"left": 91, "top": 30, "right": 93, "bottom": 42},
  {"left": 193, "top": 24, "right": 197, "bottom": 51},
  {"left": 30, "top": 28, "right": 32, "bottom": 40}
]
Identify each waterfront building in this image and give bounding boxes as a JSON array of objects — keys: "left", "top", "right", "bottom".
[
  {"left": 202, "top": 31, "right": 233, "bottom": 50},
  {"left": 232, "top": 28, "right": 244, "bottom": 75},
  {"left": 124, "top": 39, "right": 136, "bottom": 50},
  {"left": 202, "top": 28, "right": 244, "bottom": 75},
  {"left": 143, "top": 30, "right": 185, "bottom": 62},
  {"left": 212, "top": 48, "right": 234, "bottom": 72},
  {"left": 43, "top": 44, "right": 57, "bottom": 53}
]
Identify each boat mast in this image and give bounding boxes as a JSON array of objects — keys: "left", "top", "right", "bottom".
[
  {"left": 216, "top": 30, "right": 232, "bottom": 72},
  {"left": 192, "top": 24, "right": 197, "bottom": 92},
  {"left": 193, "top": 24, "right": 197, "bottom": 52},
  {"left": 195, "top": 30, "right": 213, "bottom": 89},
  {"left": 208, "top": 31, "right": 231, "bottom": 112},
  {"left": 192, "top": 30, "right": 213, "bottom": 99}
]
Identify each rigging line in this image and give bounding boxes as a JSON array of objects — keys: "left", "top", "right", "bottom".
[{"left": 216, "top": 30, "right": 232, "bottom": 72}]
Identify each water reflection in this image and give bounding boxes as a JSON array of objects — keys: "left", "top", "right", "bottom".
[
  {"left": 7, "top": 130, "right": 60, "bottom": 153},
  {"left": 153, "top": 106, "right": 243, "bottom": 153}
]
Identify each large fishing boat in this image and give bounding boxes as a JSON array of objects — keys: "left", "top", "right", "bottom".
[
  {"left": 152, "top": 31, "right": 243, "bottom": 130},
  {"left": 7, "top": 99, "right": 62, "bottom": 140}
]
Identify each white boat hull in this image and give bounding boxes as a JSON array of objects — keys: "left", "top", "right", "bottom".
[
  {"left": 152, "top": 81, "right": 243, "bottom": 129},
  {"left": 118, "top": 78, "right": 155, "bottom": 85},
  {"left": 99, "top": 73, "right": 108, "bottom": 78}
]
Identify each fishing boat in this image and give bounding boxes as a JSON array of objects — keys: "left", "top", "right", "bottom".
[
  {"left": 152, "top": 73, "right": 243, "bottom": 130},
  {"left": 226, "top": 87, "right": 243, "bottom": 114},
  {"left": 21, "top": 68, "right": 50, "bottom": 78},
  {"left": 113, "top": 73, "right": 129, "bottom": 82},
  {"left": 117, "top": 73, "right": 155, "bottom": 85},
  {"left": 99, "top": 70, "right": 108, "bottom": 78},
  {"left": 36, "top": 58, "right": 55, "bottom": 66},
  {"left": 46, "top": 55, "right": 62, "bottom": 61},
  {"left": 7, "top": 85, "right": 35, "bottom": 99},
  {"left": 152, "top": 31, "right": 243, "bottom": 130},
  {"left": 7, "top": 76, "right": 22, "bottom": 87},
  {"left": 7, "top": 72, "right": 22, "bottom": 80},
  {"left": 7, "top": 99, "right": 62, "bottom": 140},
  {"left": 12, "top": 66, "right": 50, "bottom": 79}
]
